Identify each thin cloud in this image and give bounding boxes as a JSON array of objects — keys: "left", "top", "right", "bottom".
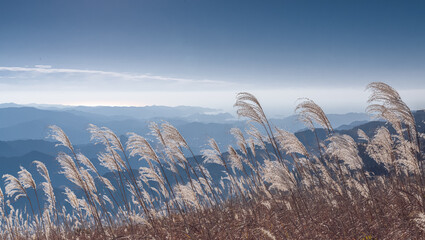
[
  {"left": 34, "top": 65, "right": 52, "bottom": 69},
  {"left": 0, "top": 66, "right": 228, "bottom": 85}
]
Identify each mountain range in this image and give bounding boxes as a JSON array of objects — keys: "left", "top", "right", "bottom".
[
  {"left": 1, "top": 103, "right": 423, "bottom": 213},
  {"left": 0, "top": 103, "right": 372, "bottom": 151}
]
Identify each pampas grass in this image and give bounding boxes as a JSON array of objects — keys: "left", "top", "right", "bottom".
[{"left": 0, "top": 81, "right": 424, "bottom": 239}]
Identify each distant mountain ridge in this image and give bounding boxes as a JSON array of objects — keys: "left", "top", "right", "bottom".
[
  {"left": 0, "top": 103, "right": 226, "bottom": 119},
  {"left": 0, "top": 104, "right": 373, "bottom": 145}
]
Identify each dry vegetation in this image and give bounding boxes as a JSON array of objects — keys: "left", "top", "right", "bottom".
[{"left": 1, "top": 82, "right": 424, "bottom": 239}]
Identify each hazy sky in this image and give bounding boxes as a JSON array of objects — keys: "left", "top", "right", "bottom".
[{"left": 0, "top": 0, "right": 424, "bottom": 116}]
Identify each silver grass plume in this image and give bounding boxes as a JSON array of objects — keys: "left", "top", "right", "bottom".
[
  {"left": 174, "top": 183, "right": 199, "bottom": 209},
  {"left": 202, "top": 149, "right": 222, "bottom": 166},
  {"left": 150, "top": 122, "right": 174, "bottom": 159},
  {"left": 396, "top": 140, "right": 420, "bottom": 174},
  {"left": 17, "top": 166, "right": 37, "bottom": 191},
  {"left": 138, "top": 170, "right": 150, "bottom": 186},
  {"left": 366, "top": 82, "right": 416, "bottom": 132},
  {"left": 165, "top": 158, "right": 179, "bottom": 175},
  {"left": 209, "top": 138, "right": 222, "bottom": 155},
  {"left": 368, "top": 104, "right": 404, "bottom": 137},
  {"left": 275, "top": 128, "right": 308, "bottom": 156},
  {"left": 99, "top": 176, "right": 115, "bottom": 192},
  {"left": 149, "top": 122, "right": 165, "bottom": 146},
  {"left": 77, "top": 153, "right": 97, "bottom": 173},
  {"left": 102, "top": 195, "right": 114, "bottom": 209},
  {"left": 167, "top": 143, "right": 187, "bottom": 166},
  {"left": 161, "top": 122, "right": 188, "bottom": 148},
  {"left": 228, "top": 146, "right": 243, "bottom": 173},
  {"left": 140, "top": 188, "right": 152, "bottom": 204},
  {"left": 6, "top": 200, "right": 14, "bottom": 218},
  {"left": 88, "top": 124, "right": 121, "bottom": 151},
  {"left": 365, "top": 127, "right": 394, "bottom": 171},
  {"left": 247, "top": 138, "right": 257, "bottom": 157},
  {"left": 127, "top": 133, "right": 160, "bottom": 167},
  {"left": 103, "top": 128, "right": 126, "bottom": 152},
  {"left": 41, "top": 182, "right": 55, "bottom": 214},
  {"left": 327, "top": 134, "right": 363, "bottom": 170},
  {"left": 230, "top": 128, "right": 249, "bottom": 156},
  {"left": 98, "top": 151, "right": 123, "bottom": 172},
  {"left": 246, "top": 125, "right": 267, "bottom": 150},
  {"left": 42, "top": 209, "right": 51, "bottom": 236},
  {"left": 48, "top": 125, "right": 74, "bottom": 152},
  {"left": 234, "top": 175, "right": 248, "bottom": 195},
  {"left": 89, "top": 124, "right": 128, "bottom": 170},
  {"left": 139, "top": 167, "right": 168, "bottom": 198},
  {"left": 150, "top": 122, "right": 183, "bottom": 174},
  {"left": 90, "top": 193, "right": 101, "bottom": 206},
  {"left": 34, "top": 161, "right": 56, "bottom": 212},
  {"left": 158, "top": 122, "right": 190, "bottom": 168},
  {"left": 191, "top": 180, "right": 204, "bottom": 200},
  {"left": 150, "top": 185, "right": 161, "bottom": 200},
  {"left": 262, "top": 160, "right": 295, "bottom": 192},
  {"left": 234, "top": 92, "right": 267, "bottom": 125},
  {"left": 295, "top": 98, "right": 333, "bottom": 133},
  {"left": 198, "top": 177, "right": 212, "bottom": 195},
  {"left": 202, "top": 138, "right": 223, "bottom": 166},
  {"left": 357, "top": 129, "right": 370, "bottom": 142},
  {"left": 197, "top": 165, "right": 214, "bottom": 194},
  {"left": 33, "top": 161, "right": 50, "bottom": 184},
  {"left": 80, "top": 169, "right": 97, "bottom": 193},
  {"left": 315, "top": 161, "right": 343, "bottom": 195},
  {"left": 3, "top": 174, "right": 26, "bottom": 201},
  {"left": 78, "top": 198, "right": 93, "bottom": 218},
  {"left": 57, "top": 153, "right": 85, "bottom": 189},
  {"left": 126, "top": 183, "right": 139, "bottom": 205},
  {"left": 197, "top": 165, "right": 213, "bottom": 185}
]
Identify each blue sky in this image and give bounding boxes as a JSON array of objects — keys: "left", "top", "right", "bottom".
[{"left": 0, "top": 0, "right": 424, "bottom": 116}]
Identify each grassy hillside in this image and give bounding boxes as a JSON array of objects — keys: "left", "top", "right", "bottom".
[{"left": 0, "top": 82, "right": 424, "bottom": 239}]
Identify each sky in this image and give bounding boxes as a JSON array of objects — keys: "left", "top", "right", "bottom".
[{"left": 0, "top": 0, "right": 424, "bottom": 116}]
